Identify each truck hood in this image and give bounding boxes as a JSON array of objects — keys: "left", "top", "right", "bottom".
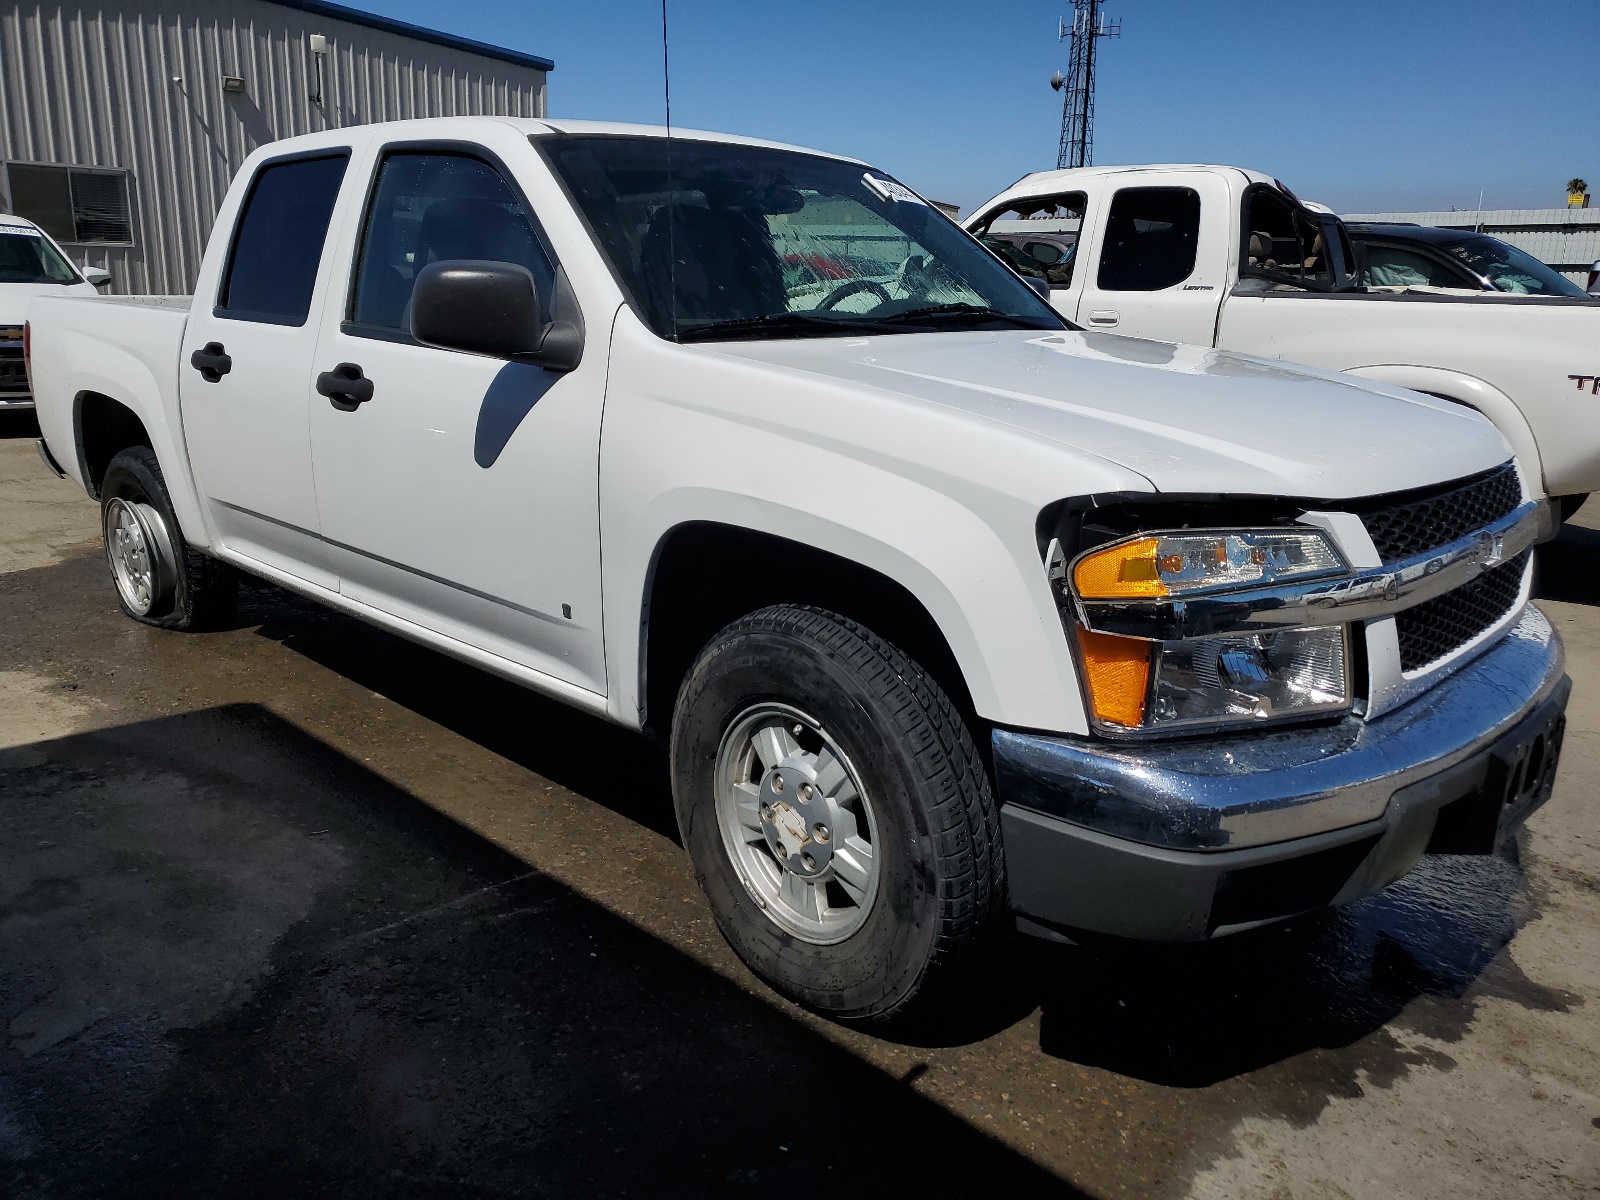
[{"left": 706, "top": 330, "right": 1512, "bottom": 499}]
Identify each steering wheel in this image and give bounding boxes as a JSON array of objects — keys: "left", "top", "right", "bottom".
[{"left": 817, "top": 279, "right": 892, "bottom": 312}]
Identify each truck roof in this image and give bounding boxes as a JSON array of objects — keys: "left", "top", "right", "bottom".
[
  {"left": 233, "top": 115, "right": 869, "bottom": 169},
  {"left": 990, "top": 163, "right": 1276, "bottom": 199}
]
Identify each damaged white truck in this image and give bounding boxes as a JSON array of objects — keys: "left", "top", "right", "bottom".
[
  {"left": 967, "top": 165, "right": 1600, "bottom": 522},
  {"left": 26, "top": 118, "right": 1567, "bottom": 1023}
]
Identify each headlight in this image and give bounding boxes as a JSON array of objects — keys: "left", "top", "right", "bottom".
[
  {"left": 1077, "top": 625, "right": 1351, "bottom": 734},
  {"left": 1063, "top": 527, "right": 1353, "bottom": 736},
  {"left": 1072, "top": 529, "right": 1345, "bottom": 600}
]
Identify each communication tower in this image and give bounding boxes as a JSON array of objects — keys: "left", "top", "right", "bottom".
[{"left": 1050, "top": 1, "right": 1120, "bottom": 170}]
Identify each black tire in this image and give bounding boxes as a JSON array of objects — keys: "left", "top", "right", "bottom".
[
  {"left": 670, "top": 604, "right": 1006, "bottom": 1024},
  {"left": 100, "top": 445, "right": 237, "bottom": 631}
]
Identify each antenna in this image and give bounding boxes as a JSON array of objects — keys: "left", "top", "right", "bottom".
[
  {"left": 660, "top": 0, "right": 673, "bottom": 136},
  {"left": 661, "top": 0, "right": 678, "bottom": 339},
  {"left": 1050, "top": 1, "right": 1120, "bottom": 170}
]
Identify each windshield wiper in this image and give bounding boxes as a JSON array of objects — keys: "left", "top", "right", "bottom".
[
  {"left": 869, "top": 303, "right": 1060, "bottom": 330},
  {"left": 677, "top": 312, "right": 894, "bottom": 343}
]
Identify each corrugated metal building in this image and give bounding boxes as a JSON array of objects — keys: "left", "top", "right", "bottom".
[
  {"left": 0, "top": 0, "right": 552, "bottom": 294},
  {"left": 1342, "top": 207, "right": 1600, "bottom": 285}
]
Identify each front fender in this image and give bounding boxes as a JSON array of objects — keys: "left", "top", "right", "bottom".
[{"left": 597, "top": 315, "right": 1132, "bottom": 735}]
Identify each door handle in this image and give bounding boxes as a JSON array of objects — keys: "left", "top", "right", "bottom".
[
  {"left": 1087, "top": 310, "right": 1120, "bottom": 327},
  {"left": 316, "top": 362, "right": 374, "bottom": 410},
  {"left": 190, "top": 341, "right": 231, "bottom": 382}
]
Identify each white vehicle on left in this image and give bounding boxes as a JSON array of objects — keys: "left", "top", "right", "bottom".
[{"left": 0, "top": 214, "right": 108, "bottom": 410}]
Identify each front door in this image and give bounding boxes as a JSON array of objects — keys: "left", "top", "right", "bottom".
[
  {"left": 307, "top": 145, "right": 608, "bottom": 695},
  {"left": 178, "top": 150, "right": 354, "bottom": 588},
  {"left": 1072, "top": 172, "right": 1230, "bottom": 345}
]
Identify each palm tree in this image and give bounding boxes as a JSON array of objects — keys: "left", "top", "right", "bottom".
[{"left": 1569, "top": 178, "right": 1589, "bottom": 195}]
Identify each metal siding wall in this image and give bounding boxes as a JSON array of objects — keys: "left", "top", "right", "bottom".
[{"left": 0, "top": 0, "right": 547, "bottom": 294}]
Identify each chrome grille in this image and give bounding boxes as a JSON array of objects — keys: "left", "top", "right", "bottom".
[
  {"left": 0, "top": 348, "right": 26, "bottom": 393},
  {"left": 1355, "top": 463, "right": 1521, "bottom": 564},
  {"left": 1395, "top": 552, "right": 1527, "bottom": 672}
]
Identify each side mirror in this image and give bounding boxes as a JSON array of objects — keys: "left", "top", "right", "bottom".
[
  {"left": 411, "top": 259, "right": 583, "bottom": 372},
  {"left": 1024, "top": 275, "right": 1051, "bottom": 299},
  {"left": 82, "top": 266, "right": 112, "bottom": 289},
  {"left": 1588, "top": 260, "right": 1600, "bottom": 296}
]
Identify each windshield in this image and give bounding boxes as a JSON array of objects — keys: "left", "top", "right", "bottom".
[
  {"left": 540, "top": 136, "right": 1065, "bottom": 341},
  {"left": 0, "top": 225, "right": 80, "bottom": 284},
  {"left": 1434, "top": 233, "right": 1586, "bottom": 297}
]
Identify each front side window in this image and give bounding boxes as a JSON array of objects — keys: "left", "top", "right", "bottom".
[
  {"left": 0, "top": 225, "right": 81, "bottom": 284},
  {"left": 541, "top": 136, "right": 1063, "bottom": 341},
  {"left": 1433, "top": 233, "right": 1587, "bottom": 297},
  {"left": 968, "top": 191, "right": 1085, "bottom": 288},
  {"left": 1096, "top": 187, "right": 1200, "bottom": 291},
  {"left": 350, "top": 152, "right": 556, "bottom": 336},
  {"left": 218, "top": 153, "right": 349, "bottom": 325},
  {"left": 1239, "top": 186, "right": 1333, "bottom": 292}
]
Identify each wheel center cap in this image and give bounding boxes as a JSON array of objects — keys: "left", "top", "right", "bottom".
[
  {"left": 760, "top": 765, "right": 833, "bottom": 876},
  {"left": 769, "top": 801, "right": 810, "bottom": 857}
]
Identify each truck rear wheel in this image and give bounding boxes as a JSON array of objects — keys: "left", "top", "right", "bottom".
[
  {"left": 670, "top": 604, "right": 1005, "bottom": 1024},
  {"left": 100, "top": 446, "right": 237, "bottom": 631}
]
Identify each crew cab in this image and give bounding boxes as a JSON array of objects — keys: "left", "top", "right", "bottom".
[
  {"left": 26, "top": 120, "right": 1568, "bottom": 1023},
  {"left": 0, "top": 214, "right": 108, "bottom": 409},
  {"left": 965, "top": 165, "right": 1600, "bottom": 521}
]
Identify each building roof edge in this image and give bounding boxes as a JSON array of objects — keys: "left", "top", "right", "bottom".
[{"left": 267, "top": 0, "right": 554, "bottom": 72}]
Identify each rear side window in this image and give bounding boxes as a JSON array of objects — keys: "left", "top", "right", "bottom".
[
  {"left": 1096, "top": 187, "right": 1200, "bottom": 291},
  {"left": 348, "top": 151, "right": 555, "bottom": 337},
  {"left": 218, "top": 153, "right": 349, "bottom": 325}
]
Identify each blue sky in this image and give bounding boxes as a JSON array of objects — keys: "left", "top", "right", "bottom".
[{"left": 369, "top": 0, "right": 1598, "bottom": 215}]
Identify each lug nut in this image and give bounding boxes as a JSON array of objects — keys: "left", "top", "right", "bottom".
[
  {"left": 771, "top": 774, "right": 784, "bottom": 794},
  {"left": 813, "top": 823, "right": 830, "bottom": 843},
  {"left": 798, "top": 782, "right": 813, "bottom": 801},
  {"left": 801, "top": 853, "right": 817, "bottom": 871},
  {"left": 760, "top": 802, "right": 772, "bottom": 820}
]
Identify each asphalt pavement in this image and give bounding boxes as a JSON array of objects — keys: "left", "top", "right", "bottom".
[{"left": 2, "top": 412, "right": 1597, "bottom": 1198}]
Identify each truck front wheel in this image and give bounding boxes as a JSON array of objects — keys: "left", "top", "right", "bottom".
[
  {"left": 100, "top": 446, "right": 237, "bottom": 631},
  {"left": 670, "top": 604, "right": 1005, "bottom": 1024}
]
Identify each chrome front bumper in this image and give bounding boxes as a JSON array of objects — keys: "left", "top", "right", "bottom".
[
  {"left": 994, "top": 605, "right": 1565, "bottom": 853},
  {"left": 995, "top": 605, "right": 1567, "bottom": 942}
]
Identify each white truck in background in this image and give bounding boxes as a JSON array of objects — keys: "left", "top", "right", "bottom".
[
  {"left": 966, "top": 165, "right": 1600, "bottom": 522},
  {"left": 0, "top": 214, "right": 108, "bottom": 409},
  {"left": 23, "top": 119, "right": 1569, "bottom": 1024}
]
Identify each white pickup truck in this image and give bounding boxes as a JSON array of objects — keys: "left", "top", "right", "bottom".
[
  {"left": 966, "top": 166, "right": 1600, "bottom": 521},
  {"left": 26, "top": 119, "right": 1568, "bottom": 1024}
]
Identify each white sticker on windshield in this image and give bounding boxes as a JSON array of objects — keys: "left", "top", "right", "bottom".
[
  {"left": 0, "top": 226, "right": 42, "bottom": 237},
  {"left": 862, "top": 174, "right": 927, "bottom": 206}
]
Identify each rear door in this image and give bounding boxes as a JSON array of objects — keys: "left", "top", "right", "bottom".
[
  {"left": 306, "top": 139, "right": 608, "bottom": 695},
  {"left": 1072, "top": 171, "right": 1231, "bottom": 344},
  {"left": 179, "top": 148, "right": 358, "bottom": 587}
]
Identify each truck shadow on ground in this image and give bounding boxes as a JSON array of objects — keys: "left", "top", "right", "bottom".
[
  {"left": 0, "top": 706, "right": 1080, "bottom": 1199},
  {"left": 240, "top": 579, "right": 1565, "bottom": 1094},
  {"left": 1022, "top": 847, "right": 1570, "bottom": 1089},
  {"left": 1536, "top": 522, "right": 1600, "bottom": 606},
  {"left": 0, "top": 411, "right": 41, "bottom": 440}
]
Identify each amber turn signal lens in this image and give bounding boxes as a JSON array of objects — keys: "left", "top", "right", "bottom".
[
  {"left": 1072, "top": 537, "right": 1168, "bottom": 600},
  {"left": 1076, "top": 628, "right": 1152, "bottom": 728}
]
